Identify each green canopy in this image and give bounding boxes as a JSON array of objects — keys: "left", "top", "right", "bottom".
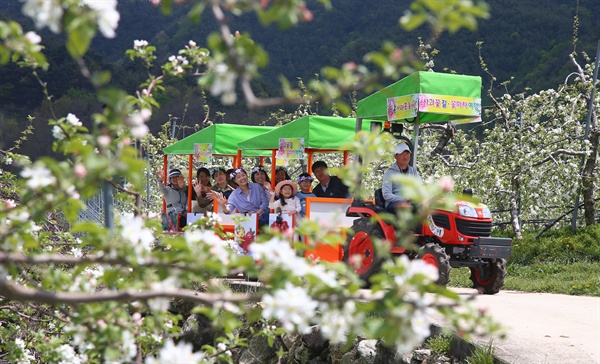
[
  {"left": 238, "top": 115, "right": 373, "bottom": 151},
  {"left": 163, "top": 124, "right": 273, "bottom": 156},
  {"left": 357, "top": 71, "right": 482, "bottom": 123}
]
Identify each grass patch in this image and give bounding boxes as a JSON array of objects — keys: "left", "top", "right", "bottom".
[
  {"left": 448, "top": 225, "right": 600, "bottom": 296},
  {"left": 465, "top": 341, "right": 496, "bottom": 364},
  {"left": 425, "top": 333, "right": 452, "bottom": 357}
]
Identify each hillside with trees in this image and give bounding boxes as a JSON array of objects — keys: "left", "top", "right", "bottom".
[{"left": 0, "top": 0, "right": 598, "bottom": 162}]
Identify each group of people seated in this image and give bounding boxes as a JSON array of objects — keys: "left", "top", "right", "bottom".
[
  {"left": 157, "top": 160, "right": 351, "bottom": 229},
  {"left": 158, "top": 142, "right": 418, "bottom": 230}
]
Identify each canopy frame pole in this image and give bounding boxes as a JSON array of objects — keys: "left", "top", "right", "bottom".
[
  {"left": 260, "top": 156, "right": 265, "bottom": 166},
  {"left": 271, "top": 149, "right": 277, "bottom": 189},
  {"left": 162, "top": 155, "right": 168, "bottom": 213},
  {"left": 187, "top": 154, "right": 193, "bottom": 213},
  {"left": 308, "top": 150, "right": 314, "bottom": 175},
  {"left": 343, "top": 150, "right": 349, "bottom": 165},
  {"left": 411, "top": 117, "right": 420, "bottom": 167},
  {"left": 236, "top": 150, "right": 242, "bottom": 168},
  {"left": 355, "top": 118, "right": 363, "bottom": 166}
]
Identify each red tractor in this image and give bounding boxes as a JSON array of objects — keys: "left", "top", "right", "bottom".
[{"left": 344, "top": 190, "right": 512, "bottom": 294}]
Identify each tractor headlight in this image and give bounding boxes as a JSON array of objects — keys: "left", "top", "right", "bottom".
[
  {"left": 482, "top": 206, "right": 492, "bottom": 219},
  {"left": 458, "top": 205, "right": 478, "bottom": 218}
]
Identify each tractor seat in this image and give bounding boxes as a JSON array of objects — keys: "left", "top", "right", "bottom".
[{"left": 374, "top": 188, "right": 386, "bottom": 208}]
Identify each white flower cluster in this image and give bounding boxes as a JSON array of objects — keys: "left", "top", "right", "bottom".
[
  {"left": 119, "top": 214, "right": 155, "bottom": 263},
  {"left": 14, "top": 338, "right": 36, "bottom": 364},
  {"left": 148, "top": 276, "right": 180, "bottom": 312},
  {"left": 55, "top": 343, "right": 87, "bottom": 364},
  {"left": 318, "top": 301, "right": 363, "bottom": 343},
  {"left": 126, "top": 108, "right": 152, "bottom": 139},
  {"left": 250, "top": 237, "right": 337, "bottom": 286},
  {"left": 184, "top": 229, "right": 232, "bottom": 265},
  {"left": 22, "top": 0, "right": 119, "bottom": 38},
  {"left": 134, "top": 39, "right": 149, "bottom": 50},
  {"left": 145, "top": 339, "right": 209, "bottom": 364},
  {"left": 52, "top": 113, "right": 82, "bottom": 140},
  {"left": 168, "top": 55, "right": 189, "bottom": 74},
  {"left": 22, "top": 0, "right": 63, "bottom": 33},
  {"left": 21, "top": 163, "right": 56, "bottom": 190},
  {"left": 80, "top": 0, "right": 120, "bottom": 38},
  {"left": 261, "top": 282, "right": 319, "bottom": 333},
  {"left": 210, "top": 63, "right": 237, "bottom": 105}
]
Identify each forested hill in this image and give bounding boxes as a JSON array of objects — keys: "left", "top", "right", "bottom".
[
  {"left": 78, "top": 0, "right": 600, "bottom": 91},
  {"left": 0, "top": 0, "right": 599, "bottom": 161}
]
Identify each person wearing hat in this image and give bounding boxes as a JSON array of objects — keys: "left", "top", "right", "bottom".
[
  {"left": 156, "top": 168, "right": 189, "bottom": 228},
  {"left": 295, "top": 173, "right": 316, "bottom": 217},
  {"left": 311, "top": 160, "right": 350, "bottom": 198},
  {"left": 269, "top": 180, "right": 301, "bottom": 215},
  {"left": 382, "top": 143, "right": 422, "bottom": 214}
]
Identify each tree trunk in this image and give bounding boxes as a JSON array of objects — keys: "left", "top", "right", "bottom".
[
  {"left": 510, "top": 176, "right": 522, "bottom": 239},
  {"left": 582, "top": 130, "right": 599, "bottom": 225}
]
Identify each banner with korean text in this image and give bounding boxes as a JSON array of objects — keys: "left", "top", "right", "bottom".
[
  {"left": 276, "top": 138, "right": 304, "bottom": 159},
  {"left": 387, "top": 94, "right": 481, "bottom": 121},
  {"left": 194, "top": 143, "right": 212, "bottom": 163}
]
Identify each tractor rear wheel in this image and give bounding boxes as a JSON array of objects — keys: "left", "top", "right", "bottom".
[
  {"left": 419, "top": 243, "right": 451, "bottom": 286},
  {"left": 344, "top": 218, "right": 384, "bottom": 282},
  {"left": 470, "top": 258, "right": 507, "bottom": 295}
]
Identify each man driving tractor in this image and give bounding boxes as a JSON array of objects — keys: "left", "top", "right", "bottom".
[{"left": 382, "top": 143, "right": 421, "bottom": 214}]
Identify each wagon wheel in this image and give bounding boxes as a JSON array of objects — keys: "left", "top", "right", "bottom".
[
  {"left": 344, "top": 218, "right": 384, "bottom": 283},
  {"left": 470, "top": 258, "right": 507, "bottom": 295}
]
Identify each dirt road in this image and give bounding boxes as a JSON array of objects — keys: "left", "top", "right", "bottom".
[{"left": 448, "top": 288, "right": 600, "bottom": 364}]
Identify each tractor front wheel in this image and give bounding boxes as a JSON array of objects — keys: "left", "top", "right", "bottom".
[
  {"left": 419, "top": 243, "right": 451, "bottom": 286},
  {"left": 344, "top": 218, "right": 384, "bottom": 283},
  {"left": 469, "top": 258, "right": 507, "bottom": 295}
]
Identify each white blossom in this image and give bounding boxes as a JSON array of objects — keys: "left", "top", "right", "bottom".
[
  {"left": 134, "top": 39, "right": 149, "bottom": 49},
  {"left": 65, "top": 113, "right": 82, "bottom": 126},
  {"left": 55, "top": 344, "right": 87, "bottom": 364},
  {"left": 52, "top": 125, "right": 65, "bottom": 140},
  {"left": 22, "top": 0, "right": 63, "bottom": 33},
  {"left": 119, "top": 214, "right": 155, "bottom": 263},
  {"left": 21, "top": 164, "right": 56, "bottom": 189},
  {"left": 81, "top": 0, "right": 120, "bottom": 38},
  {"left": 24, "top": 31, "right": 42, "bottom": 44},
  {"left": 250, "top": 237, "right": 307, "bottom": 272},
  {"left": 318, "top": 301, "right": 363, "bottom": 343},
  {"left": 209, "top": 63, "right": 236, "bottom": 105},
  {"left": 15, "top": 338, "right": 36, "bottom": 364},
  {"left": 262, "top": 283, "right": 318, "bottom": 333},
  {"left": 119, "top": 330, "right": 138, "bottom": 361},
  {"left": 145, "top": 339, "right": 207, "bottom": 364}
]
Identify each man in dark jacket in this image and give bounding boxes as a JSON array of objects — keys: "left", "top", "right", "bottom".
[{"left": 311, "top": 161, "right": 350, "bottom": 198}]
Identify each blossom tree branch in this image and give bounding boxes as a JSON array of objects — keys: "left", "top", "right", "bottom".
[{"left": 0, "top": 277, "right": 257, "bottom": 306}]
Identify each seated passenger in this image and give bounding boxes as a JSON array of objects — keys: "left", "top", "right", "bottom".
[
  {"left": 275, "top": 166, "right": 290, "bottom": 184},
  {"left": 269, "top": 180, "right": 301, "bottom": 215},
  {"left": 214, "top": 167, "right": 269, "bottom": 227},
  {"left": 193, "top": 167, "right": 213, "bottom": 213},
  {"left": 311, "top": 161, "right": 350, "bottom": 198},
  {"left": 209, "top": 167, "right": 235, "bottom": 198},
  {"left": 295, "top": 173, "right": 316, "bottom": 217},
  {"left": 156, "top": 168, "right": 188, "bottom": 228},
  {"left": 382, "top": 143, "right": 422, "bottom": 214}
]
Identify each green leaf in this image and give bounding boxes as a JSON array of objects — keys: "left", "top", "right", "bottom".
[{"left": 66, "top": 26, "right": 95, "bottom": 58}]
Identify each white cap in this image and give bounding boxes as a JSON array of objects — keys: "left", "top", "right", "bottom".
[{"left": 395, "top": 143, "right": 411, "bottom": 154}]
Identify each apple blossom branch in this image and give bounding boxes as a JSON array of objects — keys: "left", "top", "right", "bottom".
[
  {"left": 0, "top": 277, "right": 258, "bottom": 306},
  {"left": 0, "top": 252, "right": 245, "bottom": 278}
]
